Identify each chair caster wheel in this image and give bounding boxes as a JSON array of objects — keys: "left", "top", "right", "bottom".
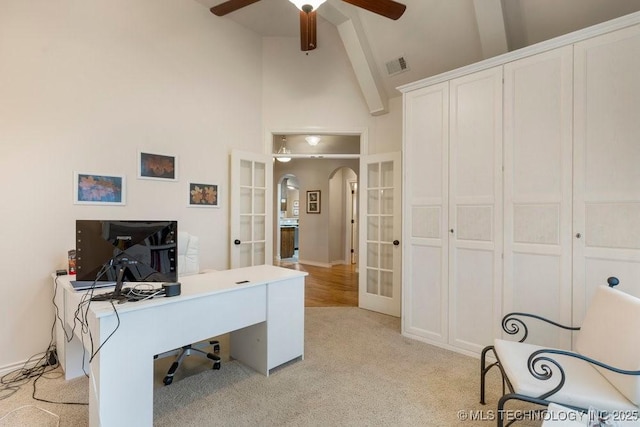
[
  {"left": 213, "top": 361, "right": 221, "bottom": 370},
  {"left": 163, "top": 376, "right": 173, "bottom": 385}
]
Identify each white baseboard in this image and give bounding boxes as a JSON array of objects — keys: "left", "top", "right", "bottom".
[
  {"left": 0, "top": 357, "right": 42, "bottom": 377},
  {"left": 296, "top": 259, "right": 332, "bottom": 268}
]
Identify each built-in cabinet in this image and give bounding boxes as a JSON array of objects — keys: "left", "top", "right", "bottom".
[
  {"left": 402, "top": 18, "right": 640, "bottom": 356},
  {"left": 503, "top": 46, "right": 574, "bottom": 350}
]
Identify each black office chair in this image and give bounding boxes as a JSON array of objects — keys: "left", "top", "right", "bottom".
[
  {"left": 160, "top": 340, "right": 221, "bottom": 385},
  {"left": 155, "top": 232, "right": 222, "bottom": 385}
]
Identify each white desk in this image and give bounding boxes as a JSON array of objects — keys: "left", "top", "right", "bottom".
[{"left": 53, "top": 265, "right": 307, "bottom": 426}]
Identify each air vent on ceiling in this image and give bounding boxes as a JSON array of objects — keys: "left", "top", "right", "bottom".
[{"left": 385, "top": 56, "right": 409, "bottom": 76}]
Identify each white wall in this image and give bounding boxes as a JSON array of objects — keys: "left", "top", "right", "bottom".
[
  {"left": 263, "top": 22, "right": 403, "bottom": 267},
  {"left": 0, "top": 0, "right": 405, "bottom": 370},
  {"left": 0, "top": 0, "right": 262, "bottom": 369},
  {"left": 261, "top": 22, "right": 403, "bottom": 153}
]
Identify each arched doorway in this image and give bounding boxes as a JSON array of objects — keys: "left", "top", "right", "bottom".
[{"left": 328, "top": 166, "right": 358, "bottom": 267}]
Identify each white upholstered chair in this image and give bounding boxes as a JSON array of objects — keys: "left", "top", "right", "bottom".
[
  {"left": 480, "top": 278, "right": 640, "bottom": 426},
  {"left": 158, "top": 232, "right": 221, "bottom": 385}
]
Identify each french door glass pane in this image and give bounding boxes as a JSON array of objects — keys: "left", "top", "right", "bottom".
[
  {"left": 239, "top": 245, "right": 251, "bottom": 268},
  {"left": 381, "top": 216, "right": 393, "bottom": 242},
  {"left": 254, "top": 162, "right": 265, "bottom": 187},
  {"left": 254, "top": 189, "right": 266, "bottom": 214},
  {"left": 366, "top": 269, "right": 378, "bottom": 294},
  {"left": 367, "top": 217, "right": 379, "bottom": 241},
  {"left": 240, "top": 215, "right": 251, "bottom": 241},
  {"left": 380, "top": 244, "right": 393, "bottom": 270},
  {"left": 254, "top": 242, "right": 265, "bottom": 265},
  {"left": 380, "top": 271, "right": 393, "bottom": 297},
  {"left": 368, "top": 163, "right": 379, "bottom": 187},
  {"left": 381, "top": 189, "right": 394, "bottom": 214},
  {"left": 381, "top": 161, "right": 394, "bottom": 187},
  {"left": 367, "top": 243, "right": 379, "bottom": 268},
  {"left": 240, "top": 160, "right": 252, "bottom": 186},
  {"left": 254, "top": 216, "right": 265, "bottom": 241},
  {"left": 240, "top": 188, "right": 252, "bottom": 214}
]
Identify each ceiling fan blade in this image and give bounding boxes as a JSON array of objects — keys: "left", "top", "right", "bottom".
[
  {"left": 210, "top": 0, "right": 261, "bottom": 16},
  {"left": 300, "top": 10, "right": 317, "bottom": 51},
  {"left": 341, "top": 0, "right": 406, "bottom": 20}
]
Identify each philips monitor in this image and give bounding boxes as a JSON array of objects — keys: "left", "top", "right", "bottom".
[{"left": 75, "top": 220, "right": 177, "bottom": 291}]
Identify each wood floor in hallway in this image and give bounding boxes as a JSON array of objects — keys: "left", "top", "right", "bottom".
[{"left": 276, "top": 262, "right": 358, "bottom": 307}]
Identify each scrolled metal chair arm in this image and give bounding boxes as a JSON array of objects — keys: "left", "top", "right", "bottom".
[
  {"left": 502, "top": 312, "right": 580, "bottom": 343},
  {"left": 527, "top": 348, "right": 640, "bottom": 400}
]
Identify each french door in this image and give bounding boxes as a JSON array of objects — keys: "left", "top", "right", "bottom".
[
  {"left": 359, "top": 152, "right": 402, "bottom": 317},
  {"left": 230, "top": 150, "right": 273, "bottom": 268}
]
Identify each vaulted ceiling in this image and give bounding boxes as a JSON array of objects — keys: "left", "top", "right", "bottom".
[{"left": 196, "top": 0, "right": 640, "bottom": 114}]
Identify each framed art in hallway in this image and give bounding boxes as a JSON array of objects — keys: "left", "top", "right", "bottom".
[
  {"left": 307, "top": 190, "right": 320, "bottom": 214},
  {"left": 74, "top": 172, "right": 126, "bottom": 205},
  {"left": 138, "top": 151, "right": 178, "bottom": 181},
  {"left": 188, "top": 182, "right": 219, "bottom": 207}
]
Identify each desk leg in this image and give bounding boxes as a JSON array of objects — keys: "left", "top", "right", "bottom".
[
  {"left": 88, "top": 314, "right": 154, "bottom": 426},
  {"left": 230, "top": 322, "right": 269, "bottom": 376},
  {"left": 60, "top": 332, "right": 89, "bottom": 380}
]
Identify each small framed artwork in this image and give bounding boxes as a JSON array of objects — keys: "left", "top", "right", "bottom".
[
  {"left": 74, "top": 172, "right": 126, "bottom": 205},
  {"left": 306, "top": 190, "right": 321, "bottom": 214},
  {"left": 188, "top": 183, "right": 219, "bottom": 208},
  {"left": 293, "top": 200, "right": 299, "bottom": 208},
  {"left": 293, "top": 208, "right": 299, "bottom": 216},
  {"left": 138, "top": 151, "right": 178, "bottom": 181}
]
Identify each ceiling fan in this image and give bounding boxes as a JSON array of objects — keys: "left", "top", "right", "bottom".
[{"left": 210, "top": 0, "right": 406, "bottom": 51}]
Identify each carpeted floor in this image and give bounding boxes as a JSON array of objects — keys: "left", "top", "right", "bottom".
[{"left": 0, "top": 307, "right": 541, "bottom": 426}]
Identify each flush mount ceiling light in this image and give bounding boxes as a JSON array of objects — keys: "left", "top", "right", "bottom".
[
  {"left": 277, "top": 136, "right": 291, "bottom": 163},
  {"left": 305, "top": 135, "right": 321, "bottom": 146}
]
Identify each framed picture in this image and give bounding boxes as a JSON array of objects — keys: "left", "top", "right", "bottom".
[
  {"left": 188, "top": 183, "right": 219, "bottom": 208},
  {"left": 293, "top": 200, "right": 299, "bottom": 208},
  {"left": 306, "top": 190, "right": 321, "bottom": 214},
  {"left": 138, "top": 151, "right": 178, "bottom": 181},
  {"left": 293, "top": 208, "right": 299, "bottom": 216},
  {"left": 74, "top": 172, "right": 126, "bottom": 205}
]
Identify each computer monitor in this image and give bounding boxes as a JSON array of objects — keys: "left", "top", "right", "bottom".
[{"left": 75, "top": 220, "right": 178, "bottom": 295}]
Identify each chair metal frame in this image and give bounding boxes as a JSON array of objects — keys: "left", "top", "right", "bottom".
[{"left": 480, "top": 279, "right": 640, "bottom": 426}]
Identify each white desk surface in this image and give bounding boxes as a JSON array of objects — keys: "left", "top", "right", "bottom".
[
  {"left": 55, "top": 264, "right": 308, "bottom": 426},
  {"left": 60, "top": 264, "right": 307, "bottom": 318}
]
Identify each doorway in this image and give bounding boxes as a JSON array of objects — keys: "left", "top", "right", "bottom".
[
  {"left": 271, "top": 133, "right": 360, "bottom": 265},
  {"left": 278, "top": 174, "right": 299, "bottom": 261}
]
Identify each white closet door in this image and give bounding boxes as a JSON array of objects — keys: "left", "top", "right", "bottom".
[
  {"left": 448, "top": 66, "right": 503, "bottom": 354},
  {"left": 503, "top": 46, "right": 573, "bottom": 349},
  {"left": 402, "top": 82, "right": 449, "bottom": 343},
  {"left": 573, "top": 25, "right": 640, "bottom": 324}
]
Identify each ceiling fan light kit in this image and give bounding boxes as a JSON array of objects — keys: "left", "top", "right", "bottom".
[
  {"left": 289, "top": 0, "right": 326, "bottom": 13},
  {"left": 210, "top": 0, "right": 406, "bottom": 52}
]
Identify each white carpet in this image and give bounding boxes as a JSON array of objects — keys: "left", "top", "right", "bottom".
[{"left": 1, "top": 307, "right": 534, "bottom": 426}]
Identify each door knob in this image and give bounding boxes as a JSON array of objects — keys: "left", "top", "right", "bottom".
[
  {"left": 393, "top": 240, "right": 400, "bottom": 246},
  {"left": 234, "top": 239, "right": 241, "bottom": 245}
]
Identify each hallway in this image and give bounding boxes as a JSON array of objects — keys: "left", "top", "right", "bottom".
[{"left": 276, "top": 262, "right": 358, "bottom": 307}]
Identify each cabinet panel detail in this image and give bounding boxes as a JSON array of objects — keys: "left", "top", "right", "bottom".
[{"left": 513, "top": 204, "right": 560, "bottom": 245}]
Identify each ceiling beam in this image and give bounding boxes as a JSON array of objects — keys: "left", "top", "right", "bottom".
[
  {"left": 473, "top": 0, "right": 509, "bottom": 59},
  {"left": 320, "top": 3, "right": 388, "bottom": 116}
]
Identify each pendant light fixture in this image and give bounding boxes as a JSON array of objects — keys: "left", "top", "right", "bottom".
[{"left": 276, "top": 136, "right": 292, "bottom": 163}]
